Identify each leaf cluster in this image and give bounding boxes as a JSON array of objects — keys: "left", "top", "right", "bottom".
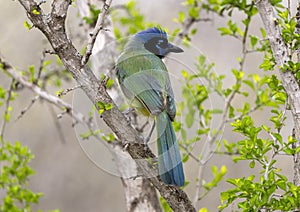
[{"left": 0, "top": 141, "right": 43, "bottom": 211}]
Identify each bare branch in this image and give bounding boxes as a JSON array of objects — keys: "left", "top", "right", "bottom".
[
  {"left": 47, "top": 103, "right": 67, "bottom": 144},
  {"left": 177, "top": 17, "right": 209, "bottom": 42},
  {"left": 180, "top": 144, "right": 200, "bottom": 163},
  {"left": 57, "top": 85, "right": 82, "bottom": 97},
  {"left": 35, "top": 50, "right": 47, "bottom": 84},
  {"left": 81, "top": 0, "right": 113, "bottom": 66},
  {"left": 193, "top": 165, "right": 204, "bottom": 205},
  {"left": 15, "top": 96, "right": 39, "bottom": 121},
  {"left": 175, "top": 0, "right": 212, "bottom": 43},
  {"left": 226, "top": 103, "right": 263, "bottom": 123}
]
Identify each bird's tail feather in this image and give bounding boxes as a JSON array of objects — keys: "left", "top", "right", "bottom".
[{"left": 156, "top": 111, "right": 184, "bottom": 186}]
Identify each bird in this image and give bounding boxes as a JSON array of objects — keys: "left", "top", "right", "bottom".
[{"left": 115, "top": 27, "right": 185, "bottom": 186}]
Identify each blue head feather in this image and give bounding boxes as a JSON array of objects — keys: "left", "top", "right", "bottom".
[
  {"left": 136, "top": 27, "right": 167, "bottom": 37},
  {"left": 132, "top": 27, "right": 183, "bottom": 58},
  {"left": 135, "top": 27, "right": 168, "bottom": 42}
]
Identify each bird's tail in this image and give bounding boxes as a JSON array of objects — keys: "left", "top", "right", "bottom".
[{"left": 156, "top": 111, "right": 185, "bottom": 186}]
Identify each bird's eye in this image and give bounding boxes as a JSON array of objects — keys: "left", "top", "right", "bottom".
[
  {"left": 157, "top": 38, "right": 168, "bottom": 48},
  {"left": 144, "top": 37, "right": 168, "bottom": 57}
]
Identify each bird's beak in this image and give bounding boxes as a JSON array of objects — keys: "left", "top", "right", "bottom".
[{"left": 167, "top": 43, "right": 184, "bottom": 53}]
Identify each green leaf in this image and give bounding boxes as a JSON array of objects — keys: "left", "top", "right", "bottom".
[
  {"left": 250, "top": 35, "right": 258, "bottom": 48},
  {"left": 260, "top": 28, "right": 267, "bottom": 38},
  {"left": 105, "top": 103, "right": 113, "bottom": 111},
  {"left": 106, "top": 78, "right": 114, "bottom": 89},
  {"left": 243, "top": 79, "right": 255, "bottom": 90},
  {"left": 160, "top": 196, "right": 172, "bottom": 212},
  {"left": 1, "top": 140, "right": 42, "bottom": 209},
  {"left": 199, "top": 208, "right": 208, "bottom": 212},
  {"left": 80, "top": 130, "right": 93, "bottom": 139},
  {"left": 0, "top": 86, "right": 6, "bottom": 99},
  {"left": 181, "top": 128, "right": 187, "bottom": 141},
  {"left": 28, "top": 65, "right": 35, "bottom": 82},
  {"left": 277, "top": 179, "right": 287, "bottom": 191},
  {"left": 191, "top": 28, "right": 198, "bottom": 35},
  {"left": 182, "top": 153, "right": 189, "bottom": 163},
  {"left": 185, "top": 111, "right": 195, "bottom": 128},
  {"left": 218, "top": 27, "right": 232, "bottom": 36},
  {"left": 249, "top": 160, "right": 255, "bottom": 168},
  {"left": 262, "top": 124, "right": 270, "bottom": 132},
  {"left": 32, "top": 8, "right": 40, "bottom": 15},
  {"left": 181, "top": 70, "right": 189, "bottom": 79},
  {"left": 97, "top": 101, "right": 113, "bottom": 115},
  {"left": 178, "top": 11, "right": 185, "bottom": 23},
  {"left": 101, "top": 133, "right": 115, "bottom": 143},
  {"left": 4, "top": 106, "right": 12, "bottom": 122},
  {"left": 23, "top": 21, "right": 32, "bottom": 30},
  {"left": 188, "top": 7, "right": 200, "bottom": 19},
  {"left": 173, "top": 121, "right": 181, "bottom": 132},
  {"left": 220, "top": 191, "right": 230, "bottom": 201},
  {"left": 232, "top": 69, "right": 244, "bottom": 80}
]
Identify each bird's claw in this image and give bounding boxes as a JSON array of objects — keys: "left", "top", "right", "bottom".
[
  {"left": 122, "top": 108, "right": 134, "bottom": 124},
  {"left": 143, "top": 136, "right": 150, "bottom": 152}
]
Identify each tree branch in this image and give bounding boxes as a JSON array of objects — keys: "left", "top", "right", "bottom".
[
  {"left": 0, "top": 79, "right": 14, "bottom": 141},
  {"left": 0, "top": 57, "right": 87, "bottom": 127},
  {"left": 15, "top": 0, "right": 196, "bottom": 210},
  {"left": 255, "top": 0, "right": 300, "bottom": 186},
  {"left": 15, "top": 96, "right": 39, "bottom": 121},
  {"left": 294, "top": 2, "right": 300, "bottom": 187},
  {"left": 81, "top": 0, "right": 112, "bottom": 66}
]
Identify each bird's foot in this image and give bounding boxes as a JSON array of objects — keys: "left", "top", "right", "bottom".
[
  {"left": 136, "top": 120, "right": 149, "bottom": 133},
  {"left": 145, "top": 121, "right": 156, "bottom": 143},
  {"left": 123, "top": 142, "right": 129, "bottom": 151},
  {"left": 122, "top": 108, "right": 134, "bottom": 124},
  {"left": 143, "top": 136, "right": 150, "bottom": 152}
]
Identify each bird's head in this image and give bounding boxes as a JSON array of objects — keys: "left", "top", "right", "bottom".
[{"left": 135, "top": 27, "right": 183, "bottom": 58}]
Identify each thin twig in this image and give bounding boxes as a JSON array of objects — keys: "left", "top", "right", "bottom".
[
  {"left": 44, "top": 50, "right": 56, "bottom": 55},
  {"left": 1, "top": 55, "right": 108, "bottom": 146},
  {"left": 193, "top": 88, "right": 236, "bottom": 206},
  {"left": 0, "top": 79, "right": 14, "bottom": 141},
  {"left": 57, "top": 85, "right": 82, "bottom": 97},
  {"left": 226, "top": 103, "right": 263, "bottom": 123},
  {"left": 179, "top": 144, "right": 201, "bottom": 163},
  {"left": 194, "top": 6, "right": 255, "bottom": 204},
  {"left": 239, "top": 2, "right": 254, "bottom": 70},
  {"left": 214, "top": 151, "right": 240, "bottom": 156},
  {"left": 175, "top": 17, "right": 208, "bottom": 44},
  {"left": 0, "top": 57, "right": 86, "bottom": 130},
  {"left": 34, "top": 50, "right": 47, "bottom": 84},
  {"left": 47, "top": 103, "right": 67, "bottom": 144},
  {"left": 81, "top": 0, "right": 113, "bottom": 66},
  {"left": 15, "top": 96, "right": 40, "bottom": 121},
  {"left": 193, "top": 165, "right": 204, "bottom": 204},
  {"left": 199, "top": 0, "right": 254, "bottom": 164}
]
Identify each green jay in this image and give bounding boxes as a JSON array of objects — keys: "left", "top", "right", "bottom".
[{"left": 116, "top": 27, "right": 185, "bottom": 186}]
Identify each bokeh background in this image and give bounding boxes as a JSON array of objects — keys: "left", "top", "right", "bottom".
[{"left": 0, "top": 0, "right": 297, "bottom": 211}]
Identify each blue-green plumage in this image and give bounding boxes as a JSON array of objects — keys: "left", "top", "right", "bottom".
[{"left": 116, "top": 27, "right": 185, "bottom": 186}]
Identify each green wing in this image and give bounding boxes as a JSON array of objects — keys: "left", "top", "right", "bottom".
[{"left": 116, "top": 52, "right": 175, "bottom": 118}]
